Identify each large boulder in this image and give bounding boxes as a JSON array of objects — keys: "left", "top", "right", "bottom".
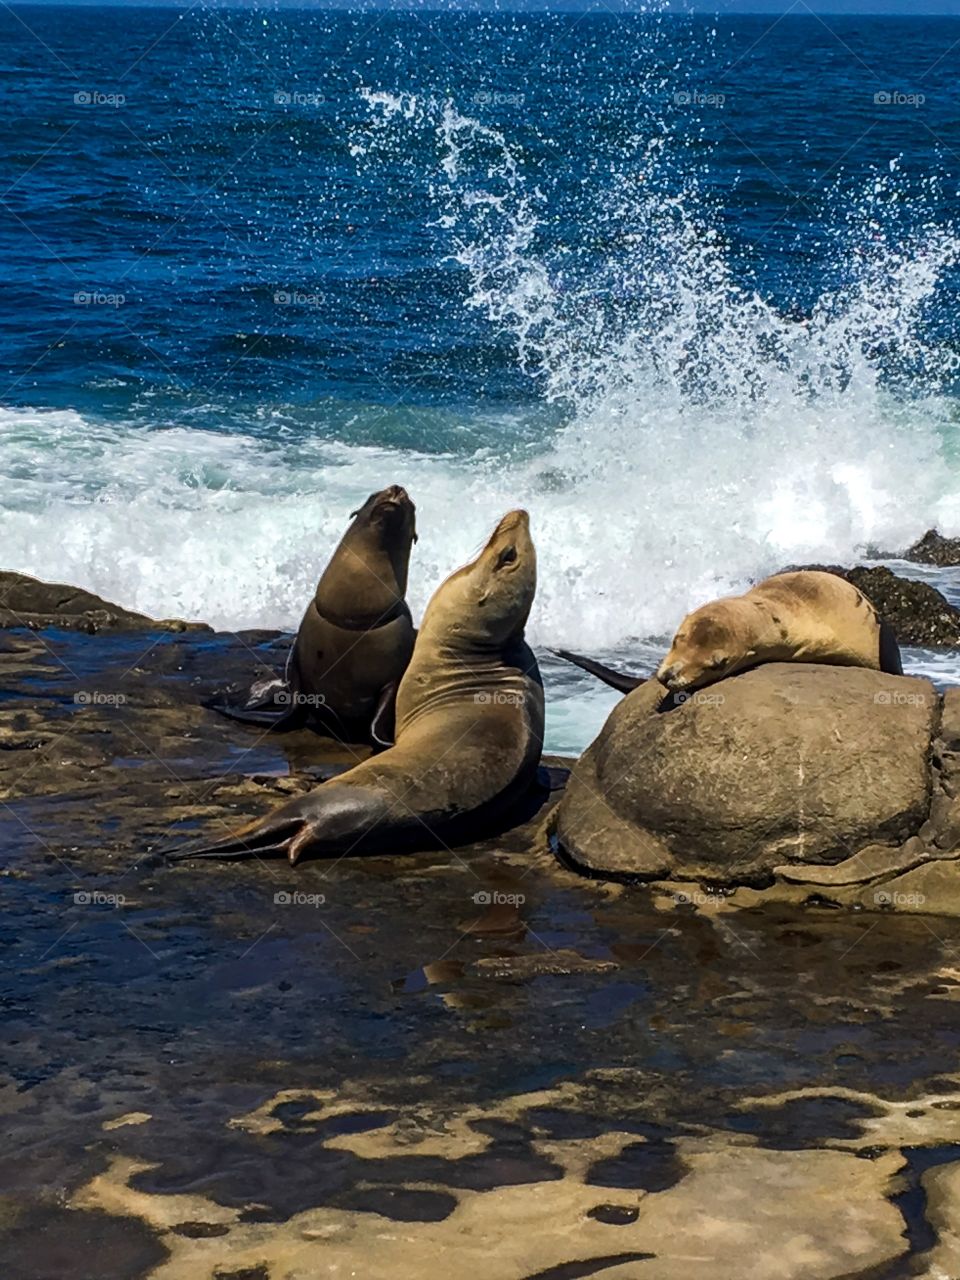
[{"left": 555, "top": 664, "right": 950, "bottom": 893}]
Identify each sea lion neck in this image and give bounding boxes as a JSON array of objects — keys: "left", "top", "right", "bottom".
[{"left": 315, "top": 519, "right": 412, "bottom": 625}]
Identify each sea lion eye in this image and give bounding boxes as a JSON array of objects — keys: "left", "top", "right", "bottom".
[{"left": 496, "top": 545, "right": 517, "bottom": 569}]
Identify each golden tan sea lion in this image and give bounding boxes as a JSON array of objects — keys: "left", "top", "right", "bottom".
[
  {"left": 657, "top": 570, "right": 902, "bottom": 693},
  {"left": 207, "top": 485, "right": 417, "bottom": 746},
  {"left": 554, "top": 569, "right": 902, "bottom": 696},
  {"left": 169, "top": 510, "right": 544, "bottom": 864}
]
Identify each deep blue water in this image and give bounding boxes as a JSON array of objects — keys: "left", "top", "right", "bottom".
[
  {"left": 1, "top": 9, "right": 958, "bottom": 423},
  {"left": 1, "top": 7, "right": 960, "bottom": 751}
]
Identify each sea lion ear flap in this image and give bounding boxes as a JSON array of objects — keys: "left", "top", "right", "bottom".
[{"left": 349, "top": 508, "right": 360, "bottom": 519}]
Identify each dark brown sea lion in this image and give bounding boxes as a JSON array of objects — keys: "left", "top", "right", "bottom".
[
  {"left": 170, "top": 509, "right": 544, "bottom": 864},
  {"left": 207, "top": 485, "right": 417, "bottom": 746}
]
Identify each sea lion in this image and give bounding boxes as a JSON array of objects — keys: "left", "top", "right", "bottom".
[
  {"left": 169, "top": 510, "right": 544, "bottom": 864},
  {"left": 657, "top": 570, "right": 902, "bottom": 693},
  {"left": 208, "top": 485, "right": 417, "bottom": 746},
  {"left": 555, "top": 570, "right": 902, "bottom": 696}
]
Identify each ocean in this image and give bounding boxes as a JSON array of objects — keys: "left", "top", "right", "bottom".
[{"left": 1, "top": 5, "right": 959, "bottom": 751}]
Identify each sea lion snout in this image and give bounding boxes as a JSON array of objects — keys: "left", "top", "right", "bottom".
[
  {"left": 378, "top": 483, "right": 410, "bottom": 508},
  {"left": 657, "top": 662, "right": 688, "bottom": 691},
  {"left": 496, "top": 508, "right": 529, "bottom": 535}
]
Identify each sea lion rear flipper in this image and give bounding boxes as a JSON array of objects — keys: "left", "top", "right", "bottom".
[
  {"left": 204, "top": 677, "right": 305, "bottom": 730},
  {"left": 552, "top": 649, "right": 645, "bottom": 694},
  {"left": 369, "top": 682, "right": 398, "bottom": 750},
  {"left": 163, "top": 810, "right": 312, "bottom": 862},
  {"left": 879, "top": 619, "right": 903, "bottom": 676}
]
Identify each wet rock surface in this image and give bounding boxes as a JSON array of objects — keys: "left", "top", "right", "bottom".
[
  {"left": 905, "top": 528, "right": 960, "bottom": 568},
  {"left": 6, "top": 623, "right": 960, "bottom": 1276},
  {"left": 0, "top": 570, "right": 210, "bottom": 634}
]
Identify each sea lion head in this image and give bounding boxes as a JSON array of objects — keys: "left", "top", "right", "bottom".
[
  {"left": 340, "top": 484, "right": 418, "bottom": 597},
  {"left": 350, "top": 484, "right": 417, "bottom": 549},
  {"left": 656, "top": 598, "right": 754, "bottom": 692},
  {"left": 426, "top": 509, "right": 536, "bottom": 650}
]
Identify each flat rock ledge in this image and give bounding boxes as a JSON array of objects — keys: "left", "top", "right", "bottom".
[
  {"left": 0, "top": 570, "right": 209, "bottom": 633},
  {"left": 555, "top": 663, "right": 960, "bottom": 915}
]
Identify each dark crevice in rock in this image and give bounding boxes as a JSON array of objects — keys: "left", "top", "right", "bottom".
[{"left": 524, "top": 1254, "right": 657, "bottom": 1280}]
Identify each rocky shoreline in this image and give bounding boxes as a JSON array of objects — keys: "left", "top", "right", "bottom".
[{"left": 6, "top": 550, "right": 960, "bottom": 1278}]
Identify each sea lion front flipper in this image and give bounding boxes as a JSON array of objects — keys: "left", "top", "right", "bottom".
[
  {"left": 552, "top": 649, "right": 645, "bottom": 694},
  {"left": 204, "top": 676, "right": 305, "bottom": 730},
  {"left": 369, "top": 682, "right": 398, "bottom": 750},
  {"left": 879, "top": 620, "right": 903, "bottom": 676}
]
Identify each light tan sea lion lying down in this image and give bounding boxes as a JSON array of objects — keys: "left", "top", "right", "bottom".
[{"left": 555, "top": 569, "right": 902, "bottom": 695}]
